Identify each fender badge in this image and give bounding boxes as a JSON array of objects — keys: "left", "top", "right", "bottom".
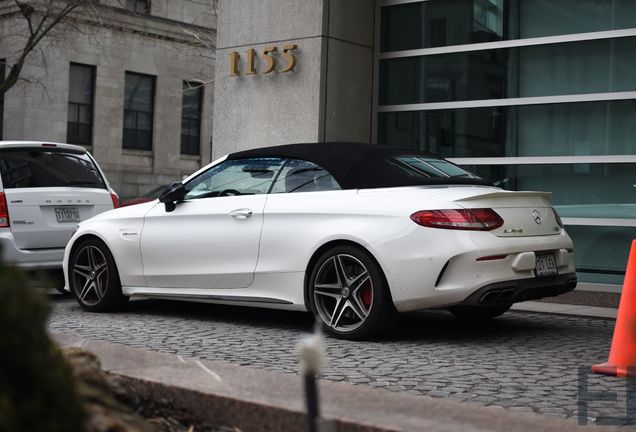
[{"left": 503, "top": 228, "right": 523, "bottom": 234}]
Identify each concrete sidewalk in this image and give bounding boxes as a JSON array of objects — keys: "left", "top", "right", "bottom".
[{"left": 52, "top": 333, "right": 620, "bottom": 432}]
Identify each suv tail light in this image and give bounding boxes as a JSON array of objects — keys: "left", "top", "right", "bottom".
[
  {"left": 110, "top": 192, "right": 119, "bottom": 209},
  {"left": 0, "top": 192, "right": 9, "bottom": 228},
  {"left": 552, "top": 207, "right": 564, "bottom": 228},
  {"left": 410, "top": 208, "right": 503, "bottom": 231}
]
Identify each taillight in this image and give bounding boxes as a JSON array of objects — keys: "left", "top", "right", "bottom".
[
  {"left": 552, "top": 207, "right": 563, "bottom": 228},
  {"left": 110, "top": 192, "right": 119, "bottom": 209},
  {"left": 410, "top": 208, "right": 504, "bottom": 231},
  {"left": 0, "top": 192, "right": 9, "bottom": 228}
]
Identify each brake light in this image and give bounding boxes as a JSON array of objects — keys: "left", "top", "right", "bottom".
[
  {"left": 552, "top": 207, "right": 564, "bottom": 228},
  {"left": 0, "top": 192, "right": 9, "bottom": 228},
  {"left": 110, "top": 192, "right": 119, "bottom": 209},
  {"left": 410, "top": 208, "right": 504, "bottom": 231}
]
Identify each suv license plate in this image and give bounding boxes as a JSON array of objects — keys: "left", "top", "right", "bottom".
[
  {"left": 55, "top": 207, "right": 80, "bottom": 223},
  {"left": 535, "top": 254, "right": 558, "bottom": 277}
]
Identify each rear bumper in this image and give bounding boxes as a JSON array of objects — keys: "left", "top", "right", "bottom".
[
  {"left": 0, "top": 232, "right": 64, "bottom": 270},
  {"left": 455, "top": 273, "right": 577, "bottom": 307}
]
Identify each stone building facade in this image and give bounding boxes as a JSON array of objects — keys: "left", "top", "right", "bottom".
[{"left": 0, "top": 0, "right": 216, "bottom": 199}]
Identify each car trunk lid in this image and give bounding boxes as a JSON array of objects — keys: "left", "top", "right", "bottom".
[{"left": 452, "top": 190, "right": 561, "bottom": 237}]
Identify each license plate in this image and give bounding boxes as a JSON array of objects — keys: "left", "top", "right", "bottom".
[
  {"left": 55, "top": 207, "right": 80, "bottom": 223},
  {"left": 535, "top": 254, "right": 558, "bottom": 277}
]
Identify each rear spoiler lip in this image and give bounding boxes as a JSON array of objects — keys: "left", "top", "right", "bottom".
[{"left": 454, "top": 190, "right": 552, "bottom": 202}]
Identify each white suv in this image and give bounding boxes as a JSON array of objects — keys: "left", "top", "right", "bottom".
[{"left": 0, "top": 141, "right": 118, "bottom": 286}]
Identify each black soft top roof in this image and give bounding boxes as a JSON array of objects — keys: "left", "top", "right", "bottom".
[{"left": 228, "top": 142, "right": 492, "bottom": 189}]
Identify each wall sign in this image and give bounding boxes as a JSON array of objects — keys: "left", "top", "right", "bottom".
[{"left": 229, "top": 44, "right": 298, "bottom": 76}]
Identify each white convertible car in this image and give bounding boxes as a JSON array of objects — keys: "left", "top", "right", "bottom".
[{"left": 64, "top": 143, "right": 577, "bottom": 339}]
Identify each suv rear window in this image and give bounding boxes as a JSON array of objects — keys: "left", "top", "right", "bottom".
[{"left": 0, "top": 148, "right": 106, "bottom": 189}]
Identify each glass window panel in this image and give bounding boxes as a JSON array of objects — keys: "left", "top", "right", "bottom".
[
  {"left": 0, "top": 59, "right": 4, "bottom": 139},
  {"left": 181, "top": 82, "right": 203, "bottom": 155},
  {"left": 78, "top": 105, "right": 91, "bottom": 124},
  {"left": 509, "top": 100, "right": 636, "bottom": 156},
  {"left": 77, "top": 124, "right": 90, "bottom": 145},
  {"left": 565, "top": 225, "right": 635, "bottom": 285},
  {"left": 136, "top": 112, "right": 151, "bottom": 130},
  {"left": 67, "top": 64, "right": 94, "bottom": 146},
  {"left": 124, "top": 111, "right": 136, "bottom": 129},
  {"left": 381, "top": 0, "right": 636, "bottom": 52},
  {"left": 124, "top": 73, "right": 153, "bottom": 112},
  {"left": 379, "top": 100, "right": 636, "bottom": 158},
  {"left": 182, "top": 83, "right": 202, "bottom": 117},
  {"left": 137, "top": 130, "right": 151, "bottom": 150},
  {"left": 379, "top": 50, "right": 506, "bottom": 105},
  {"left": 381, "top": 0, "right": 504, "bottom": 52},
  {"left": 513, "top": 37, "right": 636, "bottom": 98},
  {"left": 68, "top": 104, "right": 79, "bottom": 123},
  {"left": 67, "top": 124, "right": 78, "bottom": 144},
  {"left": 68, "top": 64, "right": 93, "bottom": 104},
  {"left": 460, "top": 164, "right": 636, "bottom": 219},
  {"left": 378, "top": 108, "right": 504, "bottom": 158},
  {"left": 380, "top": 37, "right": 636, "bottom": 105},
  {"left": 517, "top": 0, "right": 636, "bottom": 39},
  {"left": 123, "top": 72, "right": 154, "bottom": 150}
]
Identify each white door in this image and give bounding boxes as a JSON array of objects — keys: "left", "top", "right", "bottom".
[{"left": 140, "top": 157, "right": 285, "bottom": 289}]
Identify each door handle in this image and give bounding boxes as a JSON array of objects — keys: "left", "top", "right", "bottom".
[{"left": 229, "top": 209, "right": 253, "bottom": 219}]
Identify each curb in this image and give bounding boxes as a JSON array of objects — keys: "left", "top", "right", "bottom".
[
  {"left": 511, "top": 301, "right": 617, "bottom": 319},
  {"left": 52, "top": 333, "right": 618, "bottom": 432}
]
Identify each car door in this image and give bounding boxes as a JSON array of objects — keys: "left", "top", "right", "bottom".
[{"left": 140, "top": 157, "right": 285, "bottom": 289}]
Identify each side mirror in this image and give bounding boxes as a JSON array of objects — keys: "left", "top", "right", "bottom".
[{"left": 159, "top": 181, "right": 186, "bottom": 212}]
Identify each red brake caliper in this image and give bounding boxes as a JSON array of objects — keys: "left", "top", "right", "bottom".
[{"left": 361, "top": 283, "right": 372, "bottom": 307}]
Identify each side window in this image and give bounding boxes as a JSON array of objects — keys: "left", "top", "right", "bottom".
[
  {"left": 270, "top": 159, "right": 341, "bottom": 193},
  {"left": 184, "top": 157, "right": 284, "bottom": 200}
]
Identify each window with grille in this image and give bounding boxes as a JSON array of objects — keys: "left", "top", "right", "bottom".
[
  {"left": 123, "top": 72, "right": 155, "bottom": 151},
  {"left": 67, "top": 63, "right": 95, "bottom": 146},
  {"left": 181, "top": 82, "right": 203, "bottom": 156}
]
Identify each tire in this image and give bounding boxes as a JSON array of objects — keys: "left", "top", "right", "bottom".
[
  {"left": 308, "top": 245, "right": 397, "bottom": 340},
  {"left": 450, "top": 303, "right": 512, "bottom": 321},
  {"left": 69, "top": 237, "right": 126, "bottom": 312}
]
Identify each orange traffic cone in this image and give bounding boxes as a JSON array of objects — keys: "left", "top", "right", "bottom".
[{"left": 592, "top": 239, "right": 636, "bottom": 378}]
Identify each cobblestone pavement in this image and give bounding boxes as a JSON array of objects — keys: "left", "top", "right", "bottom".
[{"left": 47, "top": 295, "right": 635, "bottom": 426}]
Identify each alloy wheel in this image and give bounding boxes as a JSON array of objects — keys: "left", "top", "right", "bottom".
[
  {"left": 72, "top": 245, "right": 109, "bottom": 307},
  {"left": 313, "top": 254, "right": 374, "bottom": 332}
]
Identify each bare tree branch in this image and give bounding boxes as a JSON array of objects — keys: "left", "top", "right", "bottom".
[{"left": 0, "top": 0, "right": 98, "bottom": 94}]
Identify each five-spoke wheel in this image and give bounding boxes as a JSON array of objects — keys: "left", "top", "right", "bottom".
[
  {"left": 70, "top": 238, "right": 126, "bottom": 311},
  {"left": 309, "top": 246, "right": 395, "bottom": 340}
]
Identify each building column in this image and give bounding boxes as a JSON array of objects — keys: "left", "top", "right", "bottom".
[{"left": 212, "top": 0, "right": 375, "bottom": 158}]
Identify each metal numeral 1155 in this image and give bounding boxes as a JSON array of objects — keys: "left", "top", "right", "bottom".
[{"left": 230, "top": 44, "right": 298, "bottom": 76}]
